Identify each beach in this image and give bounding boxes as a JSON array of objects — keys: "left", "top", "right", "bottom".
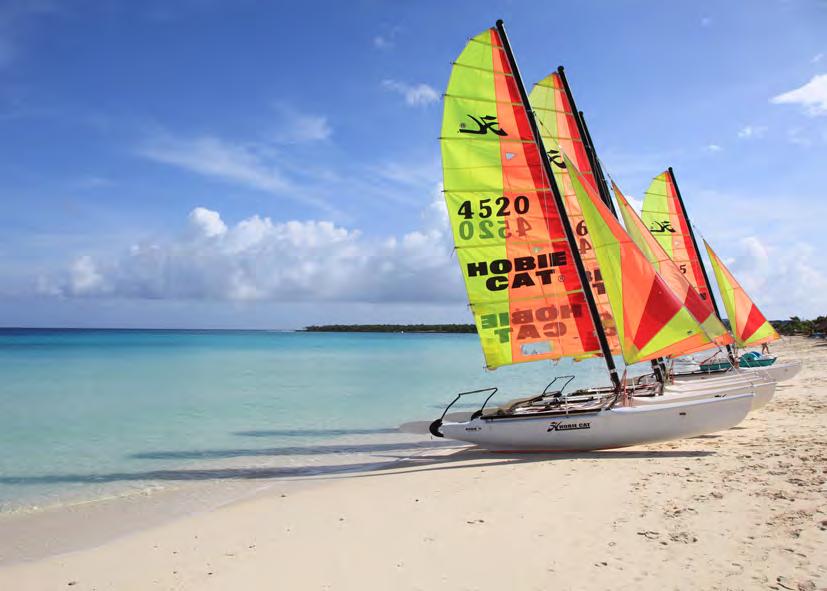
[{"left": 1, "top": 336, "right": 825, "bottom": 590}]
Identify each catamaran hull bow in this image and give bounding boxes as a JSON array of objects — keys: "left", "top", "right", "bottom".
[{"left": 435, "top": 394, "right": 753, "bottom": 451}]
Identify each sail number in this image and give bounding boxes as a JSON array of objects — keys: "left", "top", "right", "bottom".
[
  {"left": 458, "top": 218, "right": 532, "bottom": 240},
  {"left": 457, "top": 196, "right": 529, "bottom": 219},
  {"left": 456, "top": 196, "right": 531, "bottom": 241},
  {"left": 575, "top": 220, "right": 592, "bottom": 255}
]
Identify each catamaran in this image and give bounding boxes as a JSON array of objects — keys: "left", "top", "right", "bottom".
[
  {"left": 639, "top": 169, "right": 802, "bottom": 383},
  {"left": 525, "top": 64, "right": 777, "bottom": 411},
  {"left": 428, "top": 20, "right": 752, "bottom": 451}
]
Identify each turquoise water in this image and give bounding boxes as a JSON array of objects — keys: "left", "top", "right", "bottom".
[{"left": 0, "top": 329, "right": 615, "bottom": 511}]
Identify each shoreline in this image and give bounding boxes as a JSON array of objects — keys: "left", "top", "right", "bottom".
[{"left": 0, "top": 337, "right": 824, "bottom": 589}]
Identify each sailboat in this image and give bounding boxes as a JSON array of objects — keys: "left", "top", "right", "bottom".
[
  {"left": 640, "top": 169, "right": 802, "bottom": 383},
  {"left": 429, "top": 20, "right": 752, "bottom": 451},
  {"left": 526, "top": 66, "right": 775, "bottom": 411}
]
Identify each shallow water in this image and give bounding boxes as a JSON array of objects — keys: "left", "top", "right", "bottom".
[{"left": 0, "top": 329, "right": 621, "bottom": 511}]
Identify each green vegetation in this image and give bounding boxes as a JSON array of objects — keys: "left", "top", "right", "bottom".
[
  {"left": 303, "top": 324, "right": 477, "bottom": 333},
  {"left": 772, "top": 316, "right": 827, "bottom": 336}
]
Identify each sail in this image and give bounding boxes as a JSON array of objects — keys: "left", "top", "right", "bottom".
[
  {"left": 613, "top": 182, "right": 734, "bottom": 349},
  {"left": 529, "top": 72, "right": 620, "bottom": 353},
  {"left": 704, "top": 241, "right": 780, "bottom": 347},
  {"left": 641, "top": 171, "right": 713, "bottom": 305},
  {"left": 441, "top": 28, "right": 604, "bottom": 369},
  {"left": 562, "top": 151, "right": 712, "bottom": 364}
]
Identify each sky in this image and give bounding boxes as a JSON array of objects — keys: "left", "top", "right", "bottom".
[{"left": 0, "top": 0, "right": 825, "bottom": 329}]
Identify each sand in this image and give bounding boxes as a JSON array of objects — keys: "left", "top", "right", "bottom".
[{"left": 0, "top": 337, "right": 824, "bottom": 590}]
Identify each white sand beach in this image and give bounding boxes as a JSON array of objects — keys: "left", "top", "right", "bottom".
[{"left": 1, "top": 337, "right": 825, "bottom": 590}]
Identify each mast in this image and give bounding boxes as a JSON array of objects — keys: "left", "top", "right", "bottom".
[
  {"left": 555, "top": 66, "right": 618, "bottom": 217},
  {"left": 495, "top": 20, "right": 620, "bottom": 390},
  {"left": 558, "top": 66, "right": 666, "bottom": 383},
  {"left": 667, "top": 167, "right": 736, "bottom": 361},
  {"left": 578, "top": 110, "right": 617, "bottom": 216}
]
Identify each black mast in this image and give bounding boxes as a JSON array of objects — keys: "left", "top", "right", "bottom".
[
  {"left": 495, "top": 20, "right": 620, "bottom": 390},
  {"left": 578, "top": 110, "right": 617, "bottom": 215},
  {"left": 666, "top": 167, "right": 736, "bottom": 361},
  {"left": 555, "top": 66, "right": 617, "bottom": 217}
]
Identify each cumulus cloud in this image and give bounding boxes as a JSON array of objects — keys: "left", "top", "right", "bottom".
[
  {"left": 771, "top": 74, "right": 827, "bottom": 116},
  {"left": 717, "top": 236, "right": 827, "bottom": 319},
  {"left": 706, "top": 144, "right": 723, "bottom": 153},
  {"left": 381, "top": 79, "right": 439, "bottom": 106},
  {"left": 189, "top": 207, "right": 227, "bottom": 238},
  {"left": 68, "top": 255, "right": 105, "bottom": 296},
  {"left": 54, "top": 198, "right": 462, "bottom": 304}
]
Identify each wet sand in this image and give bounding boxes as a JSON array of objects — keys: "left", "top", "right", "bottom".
[{"left": 0, "top": 337, "right": 824, "bottom": 590}]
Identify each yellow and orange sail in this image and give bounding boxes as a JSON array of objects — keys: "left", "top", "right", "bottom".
[
  {"left": 529, "top": 72, "right": 620, "bottom": 354},
  {"left": 704, "top": 241, "right": 779, "bottom": 347},
  {"left": 641, "top": 171, "right": 714, "bottom": 306},
  {"left": 562, "top": 152, "right": 712, "bottom": 364},
  {"left": 441, "top": 28, "right": 604, "bottom": 369},
  {"left": 613, "top": 182, "right": 733, "bottom": 351}
]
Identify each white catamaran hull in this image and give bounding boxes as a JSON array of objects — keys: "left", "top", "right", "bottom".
[
  {"left": 635, "top": 380, "right": 775, "bottom": 411},
  {"left": 674, "top": 360, "right": 801, "bottom": 384},
  {"left": 436, "top": 394, "right": 753, "bottom": 452}
]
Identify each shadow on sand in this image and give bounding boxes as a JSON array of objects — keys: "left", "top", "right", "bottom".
[
  {"left": 0, "top": 442, "right": 714, "bottom": 487},
  {"left": 233, "top": 428, "right": 399, "bottom": 438}
]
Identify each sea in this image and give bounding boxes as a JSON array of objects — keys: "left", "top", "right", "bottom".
[{"left": 0, "top": 328, "right": 623, "bottom": 513}]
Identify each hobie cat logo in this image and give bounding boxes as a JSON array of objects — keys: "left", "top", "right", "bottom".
[
  {"left": 547, "top": 421, "right": 591, "bottom": 432},
  {"left": 459, "top": 115, "right": 507, "bottom": 136},
  {"left": 649, "top": 220, "right": 676, "bottom": 234},
  {"left": 547, "top": 149, "right": 566, "bottom": 169}
]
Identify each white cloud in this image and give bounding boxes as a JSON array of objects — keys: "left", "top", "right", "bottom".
[
  {"left": 189, "top": 207, "right": 227, "bottom": 238},
  {"left": 723, "top": 236, "right": 827, "bottom": 319},
  {"left": 382, "top": 79, "right": 439, "bottom": 106},
  {"left": 69, "top": 255, "right": 105, "bottom": 296},
  {"left": 812, "top": 53, "right": 824, "bottom": 64},
  {"left": 140, "top": 133, "right": 291, "bottom": 193},
  {"left": 771, "top": 73, "right": 827, "bottom": 116},
  {"left": 737, "top": 125, "right": 767, "bottom": 139},
  {"left": 706, "top": 144, "right": 723, "bottom": 152},
  {"left": 53, "top": 197, "right": 462, "bottom": 304}
]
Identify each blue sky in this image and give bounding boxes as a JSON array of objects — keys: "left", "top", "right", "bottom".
[{"left": 1, "top": 0, "right": 825, "bottom": 328}]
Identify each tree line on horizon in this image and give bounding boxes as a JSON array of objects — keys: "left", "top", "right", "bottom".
[
  {"left": 302, "top": 315, "right": 826, "bottom": 336},
  {"left": 772, "top": 316, "right": 827, "bottom": 336},
  {"left": 303, "top": 324, "right": 477, "bottom": 333}
]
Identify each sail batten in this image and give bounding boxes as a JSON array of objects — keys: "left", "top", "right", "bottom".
[{"left": 441, "top": 28, "right": 607, "bottom": 369}]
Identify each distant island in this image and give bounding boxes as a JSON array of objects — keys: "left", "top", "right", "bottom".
[
  {"left": 302, "top": 324, "right": 477, "bottom": 333},
  {"left": 301, "top": 316, "right": 826, "bottom": 336}
]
